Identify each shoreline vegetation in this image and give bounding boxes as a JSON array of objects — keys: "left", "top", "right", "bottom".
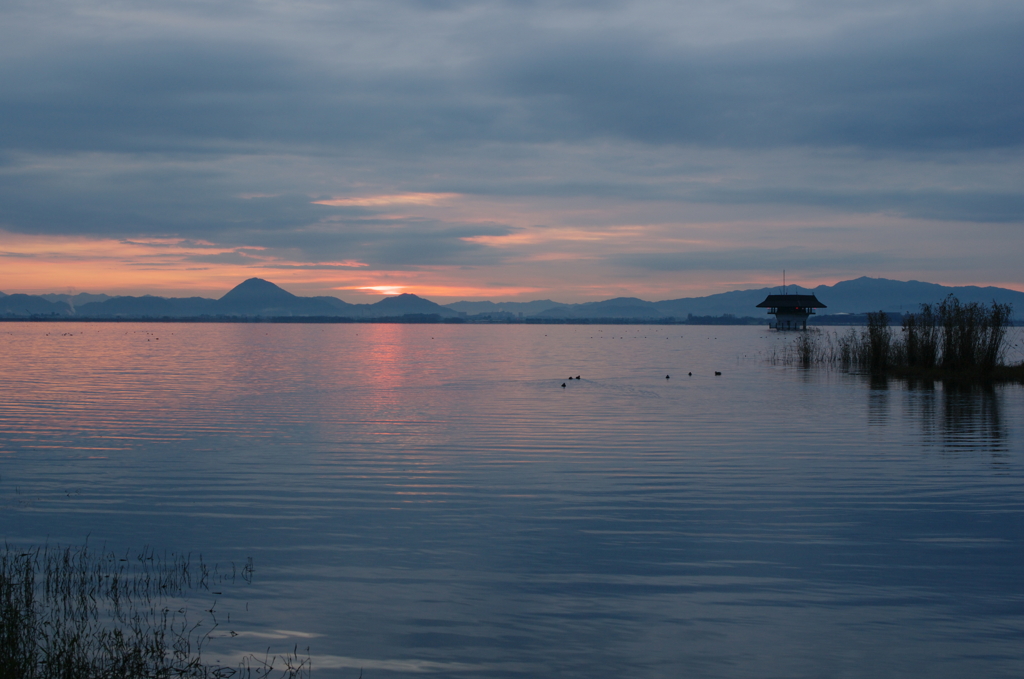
[
  {"left": 0, "top": 543, "right": 310, "bottom": 679},
  {"left": 775, "top": 295, "right": 1024, "bottom": 383}
]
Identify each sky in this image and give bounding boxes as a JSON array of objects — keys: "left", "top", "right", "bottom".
[{"left": 1, "top": 0, "right": 1022, "bottom": 303}]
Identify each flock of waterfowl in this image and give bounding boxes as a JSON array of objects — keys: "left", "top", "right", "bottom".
[{"left": 561, "top": 371, "right": 721, "bottom": 387}]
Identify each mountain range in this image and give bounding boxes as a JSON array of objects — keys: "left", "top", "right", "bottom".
[{"left": 2, "top": 277, "right": 1022, "bottom": 321}]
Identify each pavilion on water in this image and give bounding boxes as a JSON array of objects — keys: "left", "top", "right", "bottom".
[{"left": 756, "top": 292, "right": 827, "bottom": 330}]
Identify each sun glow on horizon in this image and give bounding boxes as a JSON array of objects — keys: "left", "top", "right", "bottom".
[{"left": 356, "top": 285, "right": 407, "bottom": 296}]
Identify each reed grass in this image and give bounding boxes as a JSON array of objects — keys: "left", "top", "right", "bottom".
[
  {"left": 0, "top": 543, "right": 310, "bottom": 679},
  {"left": 772, "top": 296, "right": 1020, "bottom": 381}
]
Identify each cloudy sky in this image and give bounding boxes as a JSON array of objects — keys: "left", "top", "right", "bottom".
[{"left": 1, "top": 0, "right": 1021, "bottom": 302}]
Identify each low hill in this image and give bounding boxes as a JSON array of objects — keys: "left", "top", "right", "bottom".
[{"left": 366, "top": 293, "right": 458, "bottom": 318}]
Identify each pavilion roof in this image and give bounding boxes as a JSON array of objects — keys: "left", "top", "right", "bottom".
[{"left": 756, "top": 294, "right": 827, "bottom": 309}]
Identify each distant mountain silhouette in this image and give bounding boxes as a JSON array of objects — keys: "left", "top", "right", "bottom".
[
  {"left": 805, "top": 277, "right": 1024, "bottom": 315},
  {"left": 532, "top": 297, "right": 665, "bottom": 319},
  {"left": 2, "top": 276, "right": 1022, "bottom": 320},
  {"left": 68, "top": 279, "right": 349, "bottom": 318},
  {"left": 313, "top": 296, "right": 357, "bottom": 312},
  {"left": 368, "top": 293, "right": 458, "bottom": 318},
  {"left": 0, "top": 294, "right": 71, "bottom": 316},
  {"left": 446, "top": 299, "right": 559, "bottom": 316},
  {"left": 37, "top": 278, "right": 454, "bottom": 319},
  {"left": 213, "top": 282, "right": 454, "bottom": 317},
  {"left": 76, "top": 296, "right": 219, "bottom": 317},
  {"left": 448, "top": 278, "right": 1024, "bottom": 320},
  {"left": 39, "top": 292, "right": 112, "bottom": 308},
  {"left": 220, "top": 277, "right": 295, "bottom": 304},
  {"left": 215, "top": 278, "right": 346, "bottom": 316},
  {"left": 650, "top": 277, "right": 1024, "bottom": 318}
]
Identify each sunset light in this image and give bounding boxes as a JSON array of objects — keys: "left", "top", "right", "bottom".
[{"left": 312, "top": 193, "right": 461, "bottom": 207}]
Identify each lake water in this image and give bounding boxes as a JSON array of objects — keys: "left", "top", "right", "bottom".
[{"left": 1, "top": 323, "right": 1023, "bottom": 678}]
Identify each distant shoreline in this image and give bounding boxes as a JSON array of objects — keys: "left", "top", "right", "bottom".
[
  {"left": 6, "top": 314, "right": 1019, "bottom": 326},
  {"left": 9, "top": 315, "right": 1012, "bottom": 326},
  {"left": 1, "top": 315, "right": 766, "bottom": 325}
]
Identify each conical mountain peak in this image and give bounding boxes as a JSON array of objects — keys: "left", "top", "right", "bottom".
[
  {"left": 220, "top": 278, "right": 296, "bottom": 303},
  {"left": 371, "top": 292, "right": 457, "bottom": 316}
]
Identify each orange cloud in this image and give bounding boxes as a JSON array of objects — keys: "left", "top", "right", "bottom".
[
  {"left": 0, "top": 231, "right": 374, "bottom": 297},
  {"left": 313, "top": 193, "right": 460, "bottom": 207}
]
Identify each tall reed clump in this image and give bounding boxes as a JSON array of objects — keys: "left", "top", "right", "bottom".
[
  {"left": 774, "top": 295, "right": 1016, "bottom": 378},
  {"left": 935, "top": 295, "right": 1012, "bottom": 371},
  {"left": 902, "top": 304, "right": 939, "bottom": 369},
  {"left": 866, "top": 311, "right": 893, "bottom": 370},
  {"left": 0, "top": 543, "right": 310, "bottom": 679}
]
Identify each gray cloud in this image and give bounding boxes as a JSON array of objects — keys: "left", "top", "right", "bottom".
[
  {"left": 691, "top": 188, "right": 1024, "bottom": 223},
  {"left": 1, "top": 0, "right": 1022, "bottom": 293},
  {"left": 243, "top": 218, "right": 517, "bottom": 268},
  {"left": 3, "top": 2, "right": 1021, "bottom": 155},
  {"left": 185, "top": 251, "right": 266, "bottom": 265},
  {"left": 610, "top": 248, "right": 925, "bottom": 272},
  {"left": 496, "top": 20, "right": 1024, "bottom": 150}
]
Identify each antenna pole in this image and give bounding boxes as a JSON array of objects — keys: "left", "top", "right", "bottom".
[{"left": 783, "top": 269, "right": 786, "bottom": 295}]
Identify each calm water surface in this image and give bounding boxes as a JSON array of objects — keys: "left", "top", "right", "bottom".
[{"left": 1, "top": 323, "right": 1023, "bottom": 678}]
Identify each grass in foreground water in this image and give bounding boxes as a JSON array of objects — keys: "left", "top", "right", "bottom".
[
  {"left": 0, "top": 543, "right": 310, "bottom": 679},
  {"left": 773, "top": 295, "right": 1022, "bottom": 382}
]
